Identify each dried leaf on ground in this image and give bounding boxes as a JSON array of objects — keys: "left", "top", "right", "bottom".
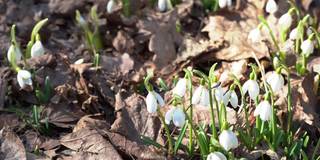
[
  {"left": 112, "top": 30, "right": 135, "bottom": 54},
  {"left": 100, "top": 53, "right": 134, "bottom": 76},
  {"left": 60, "top": 128, "right": 122, "bottom": 160},
  {"left": 0, "top": 127, "right": 27, "bottom": 160}
]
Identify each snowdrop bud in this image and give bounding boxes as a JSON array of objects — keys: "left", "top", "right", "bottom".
[
  {"left": 266, "top": 0, "right": 278, "bottom": 14},
  {"left": 219, "top": 130, "right": 239, "bottom": 151},
  {"left": 219, "top": 0, "right": 232, "bottom": 8},
  {"left": 254, "top": 100, "right": 272, "bottom": 121},
  {"left": 248, "top": 28, "right": 261, "bottom": 43},
  {"left": 165, "top": 107, "right": 185, "bottom": 127},
  {"left": 145, "top": 91, "right": 165, "bottom": 113},
  {"left": 207, "top": 152, "right": 227, "bottom": 160},
  {"left": 278, "top": 13, "right": 292, "bottom": 31},
  {"left": 242, "top": 79, "right": 260, "bottom": 100},
  {"left": 107, "top": 0, "right": 116, "bottom": 13},
  {"left": 31, "top": 40, "right": 45, "bottom": 58},
  {"left": 273, "top": 57, "right": 280, "bottom": 69},
  {"left": 266, "top": 72, "right": 284, "bottom": 92},
  {"left": 301, "top": 39, "right": 314, "bottom": 56},
  {"left": 17, "top": 70, "right": 33, "bottom": 89},
  {"left": 158, "top": 0, "right": 167, "bottom": 12},
  {"left": 7, "top": 44, "right": 22, "bottom": 64},
  {"left": 289, "top": 28, "right": 299, "bottom": 40},
  {"left": 172, "top": 78, "right": 187, "bottom": 97},
  {"left": 192, "top": 85, "right": 210, "bottom": 106}
]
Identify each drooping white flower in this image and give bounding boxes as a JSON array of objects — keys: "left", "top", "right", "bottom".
[
  {"left": 278, "top": 13, "right": 292, "bottom": 31},
  {"left": 207, "top": 152, "right": 227, "bottom": 160},
  {"left": 224, "top": 90, "right": 238, "bottom": 108},
  {"left": 266, "top": 72, "right": 284, "bottom": 92},
  {"left": 219, "top": 130, "right": 239, "bottom": 151},
  {"left": 17, "top": 70, "right": 33, "bottom": 89},
  {"left": 7, "top": 44, "right": 22, "bottom": 64},
  {"left": 165, "top": 107, "right": 185, "bottom": 127},
  {"left": 265, "top": 0, "right": 278, "bottom": 14},
  {"left": 31, "top": 40, "right": 45, "bottom": 58},
  {"left": 172, "top": 78, "right": 187, "bottom": 97},
  {"left": 214, "top": 85, "right": 227, "bottom": 105},
  {"left": 242, "top": 79, "right": 260, "bottom": 100},
  {"left": 289, "top": 28, "right": 299, "bottom": 40},
  {"left": 248, "top": 28, "right": 261, "bottom": 43},
  {"left": 254, "top": 100, "right": 272, "bottom": 121},
  {"left": 192, "top": 85, "right": 210, "bottom": 106},
  {"left": 158, "top": 0, "right": 167, "bottom": 12},
  {"left": 301, "top": 39, "right": 314, "bottom": 56},
  {"left": 219, "top": 0, "right": 232, "bottom": 8},
  {"left": 145, "top": 91, "right": 165, "bottom": 113},
  {"left": 107, "top": 0, "right": 116, "bottom": 13}
]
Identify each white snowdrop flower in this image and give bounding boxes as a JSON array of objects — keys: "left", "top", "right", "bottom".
[
  {"left": 31, "top": 40, "right": 45, "bottom": 58},
  {"left": 158, "top": 0, "right": 167, "bottom": 12},
  {"left": 248, "top": 28, "right": 261, "bottom": 43},
  {"left": 219, "top": 130, "right": 239, "bottom": 151},
  {"left": 214, "top": 85, "right": 227, "bottom": 105},
  {"left": 301, "top": 39, "right": 314, "bottom": 56},
  {"left": 172, "top": 78, "right": 187, "bottom": 97},
  {"left": 254, "top": 100, "right": 272, "bottom": 121},
  {"left": 242, "top": 79, "right": 260, "bottom": 100},
  {"left": 224, "top": 90, "right": 238, "bottom": 108},
  {"left": 145, "top": 91, "right": 165, "bottom": 113},
  {"left": 307, "top": 27, "right": 313, "bottom": 36},
  {"left": 77, "top": 14, "right": 86, "bottom": 26},
  {"left": 219, "top": 0, "right": 232, "bottom": 8},
  {"left": 289, "top": 28, "right": 299, "bottom": 40},
  {"left": 165, "top": 107, "right": 185, "bottom": 127},
  {"left": 265, "top": 0, "right": 278, "bottom": 14},
  {"left": 7, "top": 44, "right": 22, "bottom": 64},
  {"left": 192, "top": 85, "right": 210, "bottom": 106},
  {"left": 266, "top": 72, "right": 284, "bottom": 92},
  {"left": 207, "top": 152, "right": 227, "bottom": 160},
  {"left": 107, "top": 0, "right": 116, "bottom": 13},
  {"left": 17, "top": 70, "right": 33, "bottom": 89},
  {"left": 74, "top": 58, "right": 84, "bottom": 64},
  {"left": 278, "top": 13, "right": 292, "bottom": 31}
]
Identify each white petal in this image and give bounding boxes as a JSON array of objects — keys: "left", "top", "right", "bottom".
[
  {"left": 255, "top": 100, "right": 272, "bottom": 121},
  {"left": 154, "top": 91, "right": 165, "bottom": 107},
  {"left": 219, "top": 0, "right": 227, "bottom": 8},
  {"left": 242, "top": 80, "right": 249, "bottom": 95},
  {"left": 301, "top": 39, "right": 314, "bottom": 56},
  {"left": 215, "top": 87, "right": 225, "bottom": 104},
  {"left": 7, "top": 45, "right": 22, "bottom": 64},
  {"left": 230, "top": 91, "right": 238, "bottom": 108},
  {"left": 278, "top": 13, "right": 292, "bottom": 31},
  {"left": 31, "top": 41, "right": 45, "bottom": 58},
  {"left": 146, "top": 92, "right": 158, "bottom": 113},
  {"left": 165, "top": 108, "right": 174, "bottom": 124},
  {"left": 192, "top": 86, "right": 203, "bottom": 105},
  {"left": 207, "top": 152, "right": 227, "bottom": 160},
  {"left": 107, "top": 0, "right": 116, "bottom": 13},
  {"left": 267, "top": 72, "right": 284, "bottom": 92},
  {"left": 158, "top": 0, "right": 167, "bottom": 12},
  {"left": 266, "top": 0, "right": 278, "bottom": 14},
  {"left": 289, "top": 28, "right": 299, "bottom": 40},
  {"left": 248, "top": 80, "right": 260, "bottom": 100},
  {"left": 200, "top": 87, "right": 210, "bottom": 106},
  {"left": 219, "top": 130, "right": 238, "bottom": 151},
  {"left": 17, "top": 70, "right": 33, "bottom": 89},
  {"left": 172, "top": 108, "right": 185, "bottom": 127},
  {"left": 172, "top": 78, "right": 187, "bottom": 97}
]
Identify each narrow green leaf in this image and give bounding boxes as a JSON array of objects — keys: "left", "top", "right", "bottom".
[
  {"left": 174, "top": 123, "right": 188, "bottom": 154},
  {"left": 140, "top": 135, "right": 163, "bottom": 149}
]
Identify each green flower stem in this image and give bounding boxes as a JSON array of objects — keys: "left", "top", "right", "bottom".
[
  {"left": 208, "top": 81, "right": 218, "bottom": 139},
  {"left": 258, "top": 15, "right": 280, "bottom": 52},
  {"left": 184, "top": 69, "right": 194, "bottom": 155},
  {"left": 157, "top": 108, "right": 173, "bottom": 155}
]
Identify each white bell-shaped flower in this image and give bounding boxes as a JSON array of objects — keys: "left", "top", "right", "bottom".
[
  {"left": 266, "top": 72, "right": 284, "bottom": 92},
  {"left": 158, "top": 0, "right": 167, "bottom": 12},
  {"left": 301, "top": 39, "right": 314, "bottom": 56},
  {"left": 207, "top": 152, "right": 227, "bottom": 160},
  {"left": 243, "top": 79, "right": 260, "bottom": 100},
  {"left": 278, "top": 13, "right": 292, "bottom": 31},
  {"left": 192, "top": 85, "right": 210, "bottom": 106},
  {"left": 107, "top": 0, "right": 116, "bottom": 13},
  {"left": 254, "top": 100, "right": 272, "bottom": 121},
  {"left": 31, "top": 40, "right": 45, "bottom": 58},
  {"left": 265, "top": 0, "right": 278, "bottom": 14},
  {"left": 7, "top": 44, "right": 22, "bottom": 65},
  {"left": 17, "top": 70, "right": 33, "bottom": 89},
  {"left": 219, "top": 130, "right": 239, "bottom": 151},
  {"left": 214, "top": 85, "right": 227, "bottom": 105},
  {"left": 248, "top": 28, "right": 261, "bottom": 43},
  {"left": 172, "top": 78, "right": 187, "bottom": 97},
  {"left": 165, "top": 107, "right": 185, "bottom": 127},
  {"left": 224, "top": 90, "right": 238, "bottom": 108},
  {"left": 219, "top": 0, "right": 232, "bottom": 8},
  {"left": 289, "top": 28, "right": 299, "bottom": 40},
  {"left": 145, "top": 91, "right": 165, "bottom": 113}
]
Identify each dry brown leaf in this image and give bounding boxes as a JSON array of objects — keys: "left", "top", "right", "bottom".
[
  {"left": 112, "top": 30, "right": 135, "bottom": 54},
  {"left": 100, "top": 53, "right": 134, "bottom": 76},
  {"left": 0, "top": 127, "right": 27, "bottom": 160}
]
